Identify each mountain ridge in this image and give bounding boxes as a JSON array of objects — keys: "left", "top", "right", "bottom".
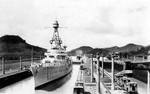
[
  {"left": 68, "top": 43, "right": 150, "bottom": 56},
  {"left": 0, "top": 35, "right": 47, "bottom": 60},
  {"left": 105, "top": 43, "right": 143, "bottom": 52},
  {"left": 68, "top": 46, "right": 93, "bottom": 56}
]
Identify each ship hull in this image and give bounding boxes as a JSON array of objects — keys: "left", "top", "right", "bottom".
[
  {"left": 35, "top": 68, "right": 72, "bottom": 89},
  {"left": 31, "top": 63, "right": 72, "bottom": 88}
]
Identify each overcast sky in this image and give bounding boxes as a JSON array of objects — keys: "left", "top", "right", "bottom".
[{"left": 0, "top": 0, "right": 150, "bottom": 51}]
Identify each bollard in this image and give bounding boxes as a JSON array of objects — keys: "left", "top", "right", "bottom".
[
  {"left": 111, "top": 53, "right": 115, "bottom": 91},
  {"left": 20, "top": 56, "right": 22, "bottom": 70},
  {"left": 91, "top": 54, "right": 93, "bottom": 82},
  {"left": 2, "top": 57, "right": 5, "bottom": 74},
  {"left": 96, "top": 53, "right": 100, "bottom": 94}
]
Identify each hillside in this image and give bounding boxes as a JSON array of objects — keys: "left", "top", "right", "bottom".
[
  {"left": 105, "top": 43, "right": 143, "bottom": 52},
  {"left": 87, "top": 48, "right": 109, "bottom": 56},
  {"left": 131, "top": 45, "right": 150, "bottom": 55},
  {"left": 0, "top": 35, "right": 47, "bottom": 60},
  {"left": 68, "top": 46, "right": 93, "bottom": 56},
  {"left": 69, "top": 43, "right": 150, "bottom": 56}
]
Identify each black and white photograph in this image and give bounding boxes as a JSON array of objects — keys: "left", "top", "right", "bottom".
[{"left": 0, "top": 0, "right": 150, "bottom": 94}]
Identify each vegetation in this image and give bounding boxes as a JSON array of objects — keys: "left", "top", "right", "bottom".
[
  {"left": 68, "top": 46, "right": 93, "bottom": 56},
  {"left": 68, "top": 43, "right": 150, "bottom": 57},
  {"left": 0, "top": 35, "right": 47, "bottom": 61}
]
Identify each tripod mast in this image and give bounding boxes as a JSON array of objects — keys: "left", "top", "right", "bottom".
[{"left": 50, "top": 21, "right": 62, "bottom": 49}]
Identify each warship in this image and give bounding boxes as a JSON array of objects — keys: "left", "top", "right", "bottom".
[{"left": 30, "top": 21, "right": 72, "bottom": 88}]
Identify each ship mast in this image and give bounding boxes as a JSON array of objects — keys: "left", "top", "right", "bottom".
[{"left": 50, "top": 21, "right": 62, "bottom": 49}]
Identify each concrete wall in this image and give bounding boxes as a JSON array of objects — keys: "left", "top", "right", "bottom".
[{"left": 0, "top": 70, "right": 32, "bottom": 89}]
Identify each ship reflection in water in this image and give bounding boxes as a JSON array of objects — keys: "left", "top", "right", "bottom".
[{"left": 1, "top": 65, "right": 79, "bottom": 94}]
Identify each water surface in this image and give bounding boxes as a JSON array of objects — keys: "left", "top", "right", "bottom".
[{"left": 0, "top": 65, "right": 79, "bottom": 94}]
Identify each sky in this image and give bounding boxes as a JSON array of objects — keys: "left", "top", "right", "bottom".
[{"left": 0, "top": 0, "right": 150, "bottom": 51}]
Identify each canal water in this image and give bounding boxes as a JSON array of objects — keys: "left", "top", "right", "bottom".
[{"left": 0, "top": 65, "right": 79, "bottom": 94}]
